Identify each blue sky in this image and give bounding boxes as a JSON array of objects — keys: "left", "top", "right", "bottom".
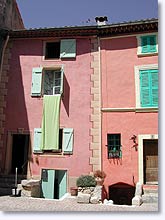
[{"left": 16, "top": 0, "right": 158, "bottom": 28}]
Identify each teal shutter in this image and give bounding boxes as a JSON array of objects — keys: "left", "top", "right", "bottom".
[
  {"left": 141, "top": 36, "right": 148, "bottom": 53},
  {"left": 149, "top": 36, "right": 157, "bottom": 52},
  {"left": 63, "top": 128, "right": 73, "bottom": 154},
  {"left": 140, "top": 69, "right": 158, "bottom": 107},
  {"left": 60, "top": 39, "right": 76, "bottom": 58},
  {"left": 58, "top": 170, "right": 67, "bottom": 199},
  {"left": 141, "top": 35, "right": 156, "bottom": 53},
  {"left": 41, "top": 169, "right": 55, "bottom": 199},
  {"left": 31, "top": 67, "right": 43, "bottom": 96},
  {"left": 151, "top": 69, "right": 158, "bottom": 106},
  {"left": 33, "top": 128, "right": 43, "bottom": 153},
  {"left": 60, "top": 66, "right": 64, "bottom": 94}
]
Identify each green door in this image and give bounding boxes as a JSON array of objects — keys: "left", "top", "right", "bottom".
[
  {"left": 58, "top": 170, "right": 67, "bottom": 199},
  {"left": 41, "top": 169, "right": 55, "bottom": 199}
]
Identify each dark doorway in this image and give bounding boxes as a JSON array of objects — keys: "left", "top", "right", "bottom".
[
  {"left": 109, "top": 182, "right": 135, "bottom": 205},
  {"left": 143, "top": 139, "right": 158, "bottom": 184},
  {"left": 11, "top": 134, "right": 29, "bottom": 175}
]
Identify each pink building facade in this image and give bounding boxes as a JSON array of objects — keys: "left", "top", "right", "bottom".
[
  {"left": 100, "top": 20, "right": 158, "bottom": 201},
  {"left": 0, "top": 27, "right": 102, "bottom": 198}
]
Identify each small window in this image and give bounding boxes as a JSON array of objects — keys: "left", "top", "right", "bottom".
[
  {"left": 136, "top": 34, "right": 158, "bottom": 56},
  {"left": 107, "top": 134, "right": 121, "bottom": 158},
  {"left": 45, "top": 42, "right": 60, "bottom": 59},
  {"left": 44, "top": 69, "right": 64, "bottom": 95}
]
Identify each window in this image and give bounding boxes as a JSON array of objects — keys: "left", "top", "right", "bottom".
[
  {"left": 140, "top": 69, "right": 158, "bottom": 107},
  {"left": 31, "top": 67, "right": 64, "bottom": 97},
  {"left": 136, "top": 34, "right": 158, "bottom": 56},
  {"left": 44, "top": 39, "right": 76, "bottom": 60},
  {"left": 134, "top": 64, "right": 158, "bottom": 109},
  {"left": 45, "top": 42, "right": 60, "bottom": 59},
  {"left": 107, "top": 134, "right": 122, "bottom": 158},
  {"left": 44, "top": 69, "right": 63, "bottom": 95},
  {"left": 33, "top": 128, "right": 73, "bottom": 154}
]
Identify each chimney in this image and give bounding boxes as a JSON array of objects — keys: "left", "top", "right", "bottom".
[{"left": 95, "top": 16, "right": 108, "bottom": 25}]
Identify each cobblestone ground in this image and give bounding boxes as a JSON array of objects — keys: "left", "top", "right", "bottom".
[{"left": 0, "top": 195, "right": 158, "bottom": 212}]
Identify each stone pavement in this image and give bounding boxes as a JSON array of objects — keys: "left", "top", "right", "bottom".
[{"left": 0, "top": 195, "right": 158, "bottom": 212}]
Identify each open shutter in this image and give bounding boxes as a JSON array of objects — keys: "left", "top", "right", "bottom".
[
  {"left": 141, "top": 36, "right": 148, "bottom": 53},
  {"left": 60, "top": 39, "right": 76, "bottom": 58},
  {"left": 151, "top": 69, "right": 158, "bottom": 106},
  {"left": 63, "top": 128, "right": 73, "bottom": 154},
  {"left": 60, "top": 66, "right": 64, "bottom": 94},
  {"left": 31, "top": 67, "right": 43, "bottom": 96},
  {"left": 33, "top": 128, "right": 43, "bottom": 153},
  {"left": 149, "top": 36, "right": 157, "bottom": 52},
  {"left": 140, "top": 70, "right": 150, "bottom": 107}
]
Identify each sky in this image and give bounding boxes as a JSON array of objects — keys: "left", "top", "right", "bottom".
[{"left": 16, "top": 0, "right": 158, "bottom": 29}]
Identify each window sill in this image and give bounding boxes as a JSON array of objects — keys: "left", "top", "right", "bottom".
[{"left": 137, "top": 52, "right": 158, "bottom": 57}]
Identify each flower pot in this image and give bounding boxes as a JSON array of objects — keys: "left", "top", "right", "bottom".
[{"left": 70, "top": 187, "right": 78, "bottom": 196}]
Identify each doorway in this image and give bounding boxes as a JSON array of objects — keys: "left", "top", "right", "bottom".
[
  {"left": 41, "top": 169, "right": 67, "bottom": 199},
  {"left": 143, "top": 139, "right": 158, "bottom": 184},
  {"left": 11, "top": 134, "right": 29, "bottom": 175}
]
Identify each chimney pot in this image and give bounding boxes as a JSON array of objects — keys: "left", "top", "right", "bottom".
[{"left": 95, "top": 16, "right": 108, "bottom": 25}]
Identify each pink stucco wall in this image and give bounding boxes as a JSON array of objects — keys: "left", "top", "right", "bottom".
[
  {"left": 5, "top": 37, "right": 93, "bottom": 177},
  {"left": 100, "top": 36, "right": 158, "bottom": 191}
]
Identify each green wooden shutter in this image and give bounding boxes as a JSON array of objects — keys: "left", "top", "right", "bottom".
[
  {"left": 140, "top": 70, "right": 150, "bottom": 107},
  {"left": 60, "top": 66, "right": 64, "bottom": 94},
  {"left": 60, "top": 39, "right": 76, "bottom": 58},
  {"left": 33, "top": 128, "right": 43, "bottom": 153},
  {"left": 41, "top": 169, "right": 55, "bottom": 199},
  {"left": 31, "top": 67, "right": 43, "bottom": 96},
  {"left": 140, "top": 69, "right": 158, "bottom": 107},
  {"left": 141, "top": 36, "right": 148, "bottom": 53},
  {"left": 151, "top": 69, "right": 158, "bottom": 106},
  {"left": 63, "top": 128, "right": 73, "bottom": 154},
  {"left": 149, "top": 36, "right": 156, "bottom": 52},
  {"left": 58, "top": 170, "right": 67, "bottom": 199}
]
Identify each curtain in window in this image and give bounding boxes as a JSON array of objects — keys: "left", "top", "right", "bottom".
[{"left": 41, "top": 95, "right": 61, "bottom": 150}]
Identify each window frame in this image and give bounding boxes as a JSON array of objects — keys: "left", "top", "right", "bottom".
[
  {"left": 134, "top": 64, "right": 158, "bottom": 110},
  {"left": 107, "top": 133, "right": 122, "bottom": 159},
  {"left": 136, "top": 33, "right": 158, "bottom": 56}
]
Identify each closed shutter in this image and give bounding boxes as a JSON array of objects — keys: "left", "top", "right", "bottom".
[
  {"left": 141, "top": 36, "right": 148, "bottom": 53},
  {"left": 140, "top": 69, "right": 158, "bottom": 107},
  {"left": 60, "top": 39, "right": 76, "bottom": 58},
  {"left": 33, "top": 128, "right": 43, "bottom": 153},
  {"left": 149, "top": 36, "right": 156, "bottom": 52},
  {"left": 31, "top": 67, "right": 43, "bottom": 96},
  {"left": 63, "top": 128, "right": 73, "bottom": 154},
  {"left": 151, "top": 69, "right": 158, "bottom": 106}
]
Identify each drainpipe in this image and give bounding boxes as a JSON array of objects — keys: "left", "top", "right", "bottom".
[{"left": 0, "top": 30, "right": 9, "bottom": 82}]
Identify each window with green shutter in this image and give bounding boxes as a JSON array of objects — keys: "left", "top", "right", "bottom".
[
  {"left": 33, "top": 128, "right": 73, "bottom": 154},
  {"left": 141, "top": 35, "right": 157, "bottom": 54},
  {"left": 140, "top": 69, "right": 158, "bottom": 107},
  {"left": 44, "top": 39, "right": 76, "bottom": 60}
]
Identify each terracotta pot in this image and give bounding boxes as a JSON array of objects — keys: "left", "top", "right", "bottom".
[{"left": 70, "top": 187, "right": 78, "bottom": 196}]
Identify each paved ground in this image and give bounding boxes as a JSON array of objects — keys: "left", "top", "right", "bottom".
[{"left": 0, "top": 195, "right": 158, "bottom": 212}]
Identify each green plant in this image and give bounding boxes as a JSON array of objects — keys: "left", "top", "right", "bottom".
[{"left": 76, "top": 175, "right": 96, "bottom": 187}]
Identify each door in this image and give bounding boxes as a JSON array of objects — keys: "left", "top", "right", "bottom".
[
  {"left": 41, "top": 169, "right": 67, "bottom": 199},
  {"left": 11, "top": 134, "right": 29, "bottom": 175},
  {"left": 143, "top": 139, "right": 158, "bottom": 184}
]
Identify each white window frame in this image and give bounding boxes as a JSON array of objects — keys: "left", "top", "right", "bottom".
[
  {"left": 136, "top": 33, "right": 158, "bottom": 56},
  {"left": 134, "top": 63, "right": 158, "bottom": 111}
]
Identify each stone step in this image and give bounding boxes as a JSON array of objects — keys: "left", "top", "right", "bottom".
[
  {"left": 142, "top": 193, "right": 158, "bottom": 203},
  {"left": 143, "top": 185, "right": 158, "bottom": 194}
]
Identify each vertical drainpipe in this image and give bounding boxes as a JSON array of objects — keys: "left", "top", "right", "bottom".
[
  {"left": 0, "top": 33, "right": 9, "bottom": 82},
  {"left": 98, "top": 36, "right": 102, "bottom": 171}
]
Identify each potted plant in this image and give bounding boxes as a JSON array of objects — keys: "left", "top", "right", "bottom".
[{"left": 93, "top": 170, "right": 106, "bottom": 186}]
